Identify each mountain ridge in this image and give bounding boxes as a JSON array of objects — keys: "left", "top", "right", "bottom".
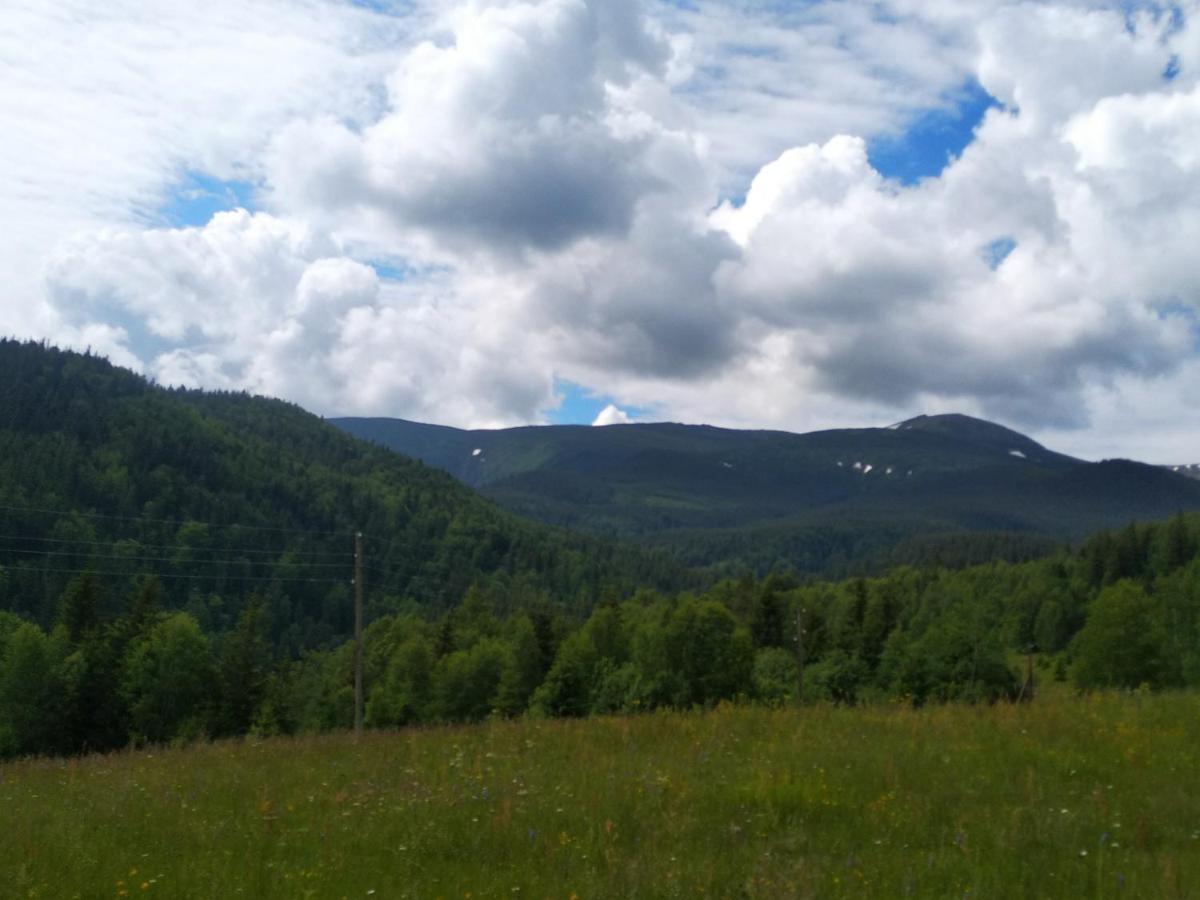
[{"left": 332, "top": 412, "right": 1200, "bottom": 574}]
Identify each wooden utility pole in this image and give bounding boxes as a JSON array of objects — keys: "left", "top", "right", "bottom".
[
  {"left": 1017, "top": 645, "right": 1035, "bottom": 703},
  {"left": 794, "top": 605, "right": 805, "bottom": 705},
  {"left": 354, "top": 531, "right": 364, "bottom": 738}
]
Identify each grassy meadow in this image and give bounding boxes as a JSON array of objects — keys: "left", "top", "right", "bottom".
[{"left": 5, "top": 691, "right": 1200, "bottom": 899}]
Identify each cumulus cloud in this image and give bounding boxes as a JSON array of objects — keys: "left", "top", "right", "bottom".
[
  {"left": 11, "top": 0, "right": 1200, "bottom": 459},
  {"left": 687, "top": 2, "right": 1199, "bottom": 432},
  {"left": 592, "top": 404, "right": 633, "bottom": 426},
  {"left": 267, "top": 0, "right": 674, "bottom": 256},
  {"left": 44, "top": 210, "right": 554, "bottom": 425},
  {"left": 708, "top": 124, "right": 1190, "bottom": 426},
  {"left": 0, "top": 0, "right": 419, "bottom": 339}
]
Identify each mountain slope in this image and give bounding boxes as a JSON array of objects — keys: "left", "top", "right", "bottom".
[
  {"left": 0, "top": 341, "right": 686, "bottom": 646},
  {"left": 333, "top": 413, "right": 1200, "bottom": 573},
  {"left": 1164, "top": 464, "right": 1200, "bottom": 481}
]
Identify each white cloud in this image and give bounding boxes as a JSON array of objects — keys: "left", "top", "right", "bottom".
[
  {"left": 592, "top": 403, "right": 633, "bottom": 426},
  {"left": 651, "top": 0, "right": 978, "bottom": 191},
  {"left": 0, "top": 0, "right": 421, "bottom": 336},
  {"left": 8, "top": 0, "right": 1200, "bottom": 461},
  {"left": 266, "top": 0, "right": 674, "bottom": 256},
  {"left": 44, "top": 210, "right": 555, "bottom": 425}
]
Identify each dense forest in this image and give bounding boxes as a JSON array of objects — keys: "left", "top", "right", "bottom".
[
  {"left": 0, "top": 339, "right": 688, "bottom": 654},
  {"left": 2, "top": 341, "right": 1198, "bottom": 759},
  {"left": 1, "top": 510, "right": 1197, "bottom": 757}
]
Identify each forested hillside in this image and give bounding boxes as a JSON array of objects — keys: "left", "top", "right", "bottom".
[
  {"left": 0, "top": 340, "right": 686, "bottom": 650},
  {"left": 335, "top": 414, "right": 1200, "bottom": 575},
  {"left": 2, "top": 498, "right": 1197, "bottom": 757},
  {"left": 3, "top": 340, "right": 1199, "bottom": 760}
]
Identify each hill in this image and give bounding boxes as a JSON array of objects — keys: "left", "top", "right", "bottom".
[
  {"left": 0, "top": 341, "right": 685, "bottom": 649},
  {"left": 333, "top": 413, "right": 1200, "bottom": 573}
]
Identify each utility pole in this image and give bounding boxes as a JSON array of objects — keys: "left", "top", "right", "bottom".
[
  {"left": 354, "top": 531, "right": 364, "bottom": 738},
  {"left": 1017, "top": 643, "right": 1035, "bottom": 703},
  {"left": 794, "top": 605, "right": 805, "bottom": 706}
]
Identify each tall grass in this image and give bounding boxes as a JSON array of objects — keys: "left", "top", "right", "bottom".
[{"left": 4, "top": 691, "right": 1200, "bottom": 898}]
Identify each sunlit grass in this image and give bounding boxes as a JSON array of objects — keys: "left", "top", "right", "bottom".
[{"left": 5, "top": 692, "right": 1200, "bottom": 898}]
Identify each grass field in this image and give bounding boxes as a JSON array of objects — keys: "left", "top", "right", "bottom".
[{"left": 5, "top": 691, "right": 1200, "bottom": 899}]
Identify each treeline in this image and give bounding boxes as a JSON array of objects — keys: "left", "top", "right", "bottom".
[
  {"left": 2, "top": 512, "right": 1197, "bottom": 757},
  {"left": 651, "top": 523, "right": 1064, "bottom": 581}
]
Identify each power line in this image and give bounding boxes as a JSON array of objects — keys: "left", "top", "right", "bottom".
[
  {"left": 0, "top": 506, "right": 393, "bottom": 588},
  {"left": 0, "top": 502, "right": 356, "bottom": 539},
  {"left": 0, "top": 547, "right": 353, "bottom": 568},
  {"left": 3, "top": 563, "right": 350, "bottom": 585},
  {"left": 0, "top": 533, "right": 353, "bottom": 559}
]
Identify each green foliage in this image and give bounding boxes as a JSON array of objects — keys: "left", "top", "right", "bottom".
[
  {"left": 530, "top": 630, "right": 599, "bottom": 718},
  {"left": 663, "top": 598, "right": 754, "bottom": 707},
  {"left": 427, "top": 638, "right": 511, "bottom": 723},
  {"left": 4, "top": 510, "right": 1200, "bottom": 753},
  {"left": 0, "top": 339, "right": 688, "bottom": 645},
  {"left": 0, "top": 623, "right": 65, "bottom": 756},
  {"left": 493, "top": 615, "right": 544, "bottom": 716},
  {"left": 366, "top": 634, "right": 434, "bottom": 728},
  {"left": 121, "top": 613, "right": 215, "bottom": 744},
  {"left": 57, "top": 572, "right": 103, "bottom": 643},
  {"left": 901, "top": 608, "right": 1018, "bottom": 704},
  {"left": 805, "top": 650, "right": 872, "bottom": 704},
  {"left": 752, "top": 647, "right": 798, "bottom": 705},
  {"left": 214, "top": 600, "right": 271, "bottom": 736},
  {"left": 750, "top": 584, "right": 787, "bottom": 648},
  {"left": 1072, "top": 581, "right": 1177, "bottom": 690}
]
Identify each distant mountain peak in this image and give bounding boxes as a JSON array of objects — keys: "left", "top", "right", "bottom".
[
  {"left": 332, "top": 409, "right": 1200, "bottom": 573},
  {"left": 894, "top": 412, "right": 1016, "bottom": 433},
  {"left": 889, "top": 412, "right": 1053, "bottom": 454}
]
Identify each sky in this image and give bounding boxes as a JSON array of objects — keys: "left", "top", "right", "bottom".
[{"left": 2, "top": 0, "right": 1199, "bottom": 462}]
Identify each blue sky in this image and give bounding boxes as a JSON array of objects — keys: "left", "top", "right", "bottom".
[
  {"left": 867, "top": 80, "right": 999, "bottom": 185},
  {"left": 547, "top": 381, "right": 650, "bottom": 425},
  {"left": 158, "top": 172, "right": 256, "bottom": 227}
]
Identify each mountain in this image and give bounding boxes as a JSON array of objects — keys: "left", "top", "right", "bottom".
[
  {"left": 1164, "top": 464, "right": 1200, "bottom": 481},
  {"left": 0, "top": 341, "right": 685, "bottom": 649},
  {"left": 332, "top": 412, "right": 1200, "bottom": 574}
]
